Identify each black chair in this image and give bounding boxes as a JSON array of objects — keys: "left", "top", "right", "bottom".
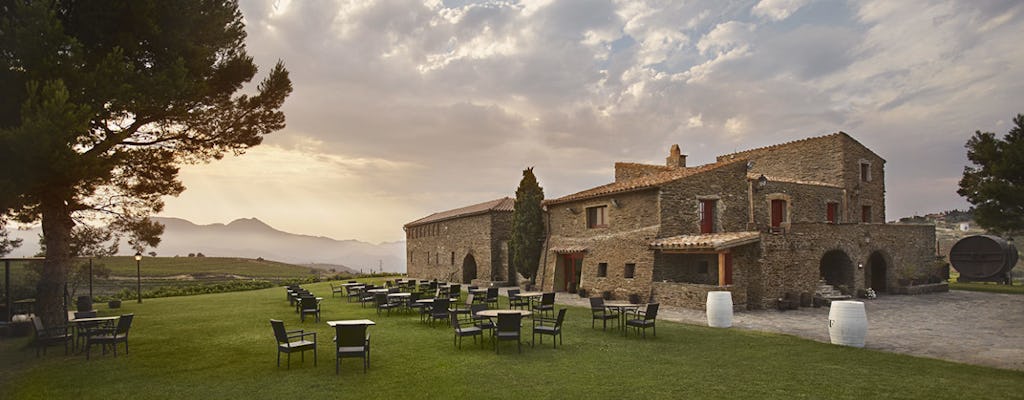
[
  {"left": 533, "top": 308, "right": 567, "bottom": 348},
  {"left": 626, "top": 303, "right": 659, "bottom": 338},
  {"left": 469, "top": 303, "right": 495, "bottom": 336},
  {"left": 452, "top": 294, "right": 474, "bottom": 317},
  {"left": 507, "top": 289, "right": 529, "bottom": 310},
  {"left": 334, "top": 324, "right": 370, "bottom": 374},
  {"left": 589, "top": 297, "right": 619, "bottom": 331},
  {"left": 448, "top": 284, "right": 461, "bottom": 301},
  {"left": 374, "top": 293, "right": 399, "bottom": 316},
  {"left": 86, "top": 314, "right": 134, "bottom": 360},
  {"left": 450, "top": 311, "right": 484, "bottom": 349},
  {"left": 532, "top": 292, "right": 555, "bottom": 317},
  {"left": 32, "top": 317, "right": 71, "bottom": 357},
  {"left": 331, "top": 283, "right": 344, "bottom": 298},
  {"left": 483, "top": 287, "right": 499, "bottom": 309},
  {"left": 346, "top": 285, "right": 362, "bottom": 303},
  {"left": 359, "top": 286, "right": 376, "bottom": 307},
  {"left": 429, "top": 298, "right": 451, "bottom": 326},
  {"left": 495, "top": 313, "right": 523, "bottom": 354},
  {"left": 405, "top": 292, "right": 424, "bottom": 314},
  {"left": 271, "top": 319, "right": 316, "bottom": 368},
  {"left": 299, "top": 296, "right": 321, "bottom": 322}
]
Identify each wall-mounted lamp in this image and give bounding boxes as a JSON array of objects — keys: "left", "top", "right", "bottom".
[
  {"left": 567, "top": 207, "right": 578, "bottom": 214},
  {"left": 858, "top": 263, "right": 864, "bottom": 270},
  {"left": 610, "top": 198, "right": 620, "bottom": 208},
  {"left": 756, "top": 174, "right": 768, "bottom": 190}
]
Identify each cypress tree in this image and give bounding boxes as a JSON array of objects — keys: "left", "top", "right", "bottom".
[{"left": 509, "top": 167, "right": 545, "bottom": 285}]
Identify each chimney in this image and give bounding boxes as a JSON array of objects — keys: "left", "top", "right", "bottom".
[{"left": 666, "top": 144, "right": 686, "bottom": 168}]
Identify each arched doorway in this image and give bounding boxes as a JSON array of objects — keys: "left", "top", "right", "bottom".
[
  {"left": 866, "top": 251, "right": 888, "bottom": 292},
  {"left": 462, "top": 254, "right": 478, "bottom": 283},
  {"left": 820, "top": 249, "right": 855, "bottom": 294}
]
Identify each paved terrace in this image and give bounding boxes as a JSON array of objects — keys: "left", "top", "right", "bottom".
[{"left": 546, "top": 289, "right": 1023, "bottom": 371}]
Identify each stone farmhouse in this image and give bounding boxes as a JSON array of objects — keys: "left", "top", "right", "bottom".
[
  {"left": 404, "top": 197, "right": 513, "bottom": 284},
  {"left": 405, "top": 132, "right": 945, "bottom": 310}
]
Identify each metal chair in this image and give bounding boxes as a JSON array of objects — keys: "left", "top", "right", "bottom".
[
  {"left": 533, "top": 308, "right": 567, "bottom": 348},
  {"left": 299, "top": 296, "right": 321, "bottom": 322},
  {"left": 626, "top": 303, "right": 659, "bottom": 338},
  {"left": 450, "top": 311, "right": 484, "bottom": 349},
  {"left": 31, "top": 317, "right": 71, "bottom": 357},
  {"left": 532, "top": 292, "right": 556, "bottom": 317},
  {"left": 483, "top": 287, "right": 500, "bottom": 309},
  {"left": 334, "top": 324, "right": 370, "bottom": 374},
  {"left": 429, "top": 298, "right": 451, "bottom": 327},
  {"left": 271, "top": 319, "right": 316, "bottom": 368},
  {"left": 507, "top": 289, "right": 529, "bottom": 310},
  {"left": 86, "top": 314, "right": 134, "bottom": 360},
  {"left": 589, "top": 297, "right": 619, "bottom": 330},
  {"left": 495, "top": 313, "right": 523, "bottom": 354}
]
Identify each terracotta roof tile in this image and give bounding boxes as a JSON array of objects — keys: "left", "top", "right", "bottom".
[
  {"left": 650, "top": 232, "right": 761, "bottom": 252},
  {"left": 546, "top": 158, "right": 746, "bottom": 205},
  {"left": 405, "top": 197, "right": 513, "bottom": 227}
]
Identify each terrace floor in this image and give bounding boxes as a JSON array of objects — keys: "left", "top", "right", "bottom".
[{"left": 549, "top": 289, "right": 1024, "bottom": 371}]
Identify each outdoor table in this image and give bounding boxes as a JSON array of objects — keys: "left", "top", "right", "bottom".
[
  {"left": 69, "top": 315, "right": 119, "bottom": 351},
  {"left": 326, "top": 319, "right": 376, "bottom": 327},
  {"left": 416, "top": 298, "right": 458, "bottom": 304},
  {"left": 517, "top": 291, "right": 544, "bottom": 309},
  {"left": 603, "top": 302, "right": 642, "bottom": 335},
  {"left": 474, "top": 309, "right": 533, "bottom": 318},
  {"left": 387, "top": 292, "right": 411, "bottom": 298},
  {"left": 341, "top": 282, "right": 363, "bottom": 288},
  {"left": 367, "top": 288, "right": 389, "bottom": 294}
]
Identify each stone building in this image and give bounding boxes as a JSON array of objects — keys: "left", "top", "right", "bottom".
[
  {"left": 404, "top": 197, "right": 514, "bottom": 284},
  {"left": 540, "top": 132, "right": 944, "bottom": 310}
]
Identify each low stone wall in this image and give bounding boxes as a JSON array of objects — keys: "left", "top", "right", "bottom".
[
  {"left": 652, "top": 282, "right": 747, "bottom": 311},
  {"left": 890, "top": 282, "right": 949, "bottom": 295}
]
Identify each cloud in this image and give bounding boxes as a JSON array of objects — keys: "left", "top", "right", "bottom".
[{"left": 156, "top": 0, "right": 1024, "bottom": 241}]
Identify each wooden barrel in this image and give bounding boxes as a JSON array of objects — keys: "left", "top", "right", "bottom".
[
  {"left": 706, "top": 291, "right": 733, "bottom": 328},
  {"left": 828, "top": 301, "right": 867, "bottom": 347},
  {"left": 949, "top": 235, "right": 1018, "bottom": 280}
]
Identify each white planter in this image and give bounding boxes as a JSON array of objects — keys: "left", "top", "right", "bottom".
[
  {"left": 706, "top": 291, "right": 733, "bottom": 328},
  {"left": 828, "top": 300, "right": 867, "bottom": 347}
]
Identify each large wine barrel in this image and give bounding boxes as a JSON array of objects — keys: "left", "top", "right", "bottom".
[
  {"left": 828, "top": 301, "right": 867, "bottom": 347},
  {"left": 949, "top": 235, "right": 1018, "bottom": 281}
]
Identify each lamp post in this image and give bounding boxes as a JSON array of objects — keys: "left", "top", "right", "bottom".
[{"left": 135, "top": 251, "right": 143, "bottom": 303}]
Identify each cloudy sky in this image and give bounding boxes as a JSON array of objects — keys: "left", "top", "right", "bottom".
[{"left": 159, "top": 0, "right": 1024, "bottom": 243}]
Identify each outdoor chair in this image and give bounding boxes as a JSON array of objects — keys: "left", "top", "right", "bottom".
[
  {"left": 406, "top": 292, "right": 425, "bottom": 315},
  {"left": 270, "top": 319, "right": 317, "bottom": 368},
  {"left": 589, "top": 297, "right": 619, "bottom": 331},
  {"left": 334, "top": 324, "right": 370, "bottom": 374},
  {"left": 495, "top": 313, "right": 523, "bottom": 354},
  {"left": 359, "top": 286, "right": 376, "bottom": 307},
  {"left": 429, "top": 298, "right": 451, "bottom": 327},
  {"left": 86, "top": 314, "right": 134, "bottom": 360},
  {"left": 470, "top": 303, "right": 494, "bottom": 336},
  {"left": 626, "top": 303, "right": 659, "bottom": 339},
  {"left": 532, "top": 292, "right": 556, "bottom": 317},
  {"left": 532, "top": 308, "right": 567, "bottom": 348},
  {"left": 483, "top": 287, "right": 500, "bottom": 309},
  {"left": 449, "top": 284, "right": 461, "bottom": 301},
  {"left": 331, "top": 283, "right": 345, "bottom": 298},
  {"left": 507, "top": 289, "right": 529, "bottom": 310},
  {"left": 452, "top": 294, "right": 474, "bottom": 317},
  {"left": 374, "top": 293, "right": 399, "bottom": 316},
  {"left": 32, "top": 317, "right": 71, "bottom": 357},
  {"left": 450, "top": 311, "right": 484, "bottom": 349},
  {"left": 346, "top": 285, "right": 362, "bottom": 303},
  {"left": 300, "top": 296, "right": 321, "bottom": 322}
]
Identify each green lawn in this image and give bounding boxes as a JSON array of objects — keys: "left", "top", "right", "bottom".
[
  {"left": 2, "top": 281, "right": 1022, "bottom": 399},
  {"left": 948, "top": 270, "right": 1024, "bottom": 295},
  {"left": 96, "top": 256, "right": 318, "bottom": 278}
]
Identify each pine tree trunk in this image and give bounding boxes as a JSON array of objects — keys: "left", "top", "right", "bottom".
[{"left": 37, "top": 196, "right": 73, "bottom": 327}]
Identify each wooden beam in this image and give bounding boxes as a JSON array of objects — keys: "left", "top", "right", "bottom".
[{"left": 718, "top": 252, "right": 727, "bottom": 286}]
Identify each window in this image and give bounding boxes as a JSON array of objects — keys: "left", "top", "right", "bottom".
[
  {"left": 624, "top": 263, "right": 636, "bottom": 279},
  {"left": 698, "top": 261, "right": 709, "bottom": 274},
  {"left": 426, "top": 251, "right": 430, "bottom": 264},
  {"left": 862, "top": 205, "right": 871, "bottom": 223},
  {"left": 435, "top": 253, "right": 439, "bottom": 265},
  {"left": 827, "top": 202, "right": 839, "bottom": 224},
  {"left": 586, "top": 206, "right": 608, "bottom": 228},
  {"left": 597, "top": 263, "right": 608, "bottom": 277},
  {"left": 860, "top": 162, "right": 871, "bottom": 182},
  {"left": 771, "top": 199, "right": 786, "bottom": 229},
  {"left": 699, "top": 199, "right": 717, "bottom": 234},
  {"left": 451, "top": 252, "right": 455, "bottom": 266}
]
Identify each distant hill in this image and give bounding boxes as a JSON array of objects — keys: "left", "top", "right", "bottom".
[{"left": 6, "top": 217, "right": 406, "bottom": 273}]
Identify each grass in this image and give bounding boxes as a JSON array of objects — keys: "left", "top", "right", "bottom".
[
  {"left": 1, "top": 281, "right": 1022, "bottom": 399},
  {"left": 948, "top": 270, "right": 1024, "bottom": 295},
  {"left": 91, "top": 256, "right": 319, "bottom": 278}
]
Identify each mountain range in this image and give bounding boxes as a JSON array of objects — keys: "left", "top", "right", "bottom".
[{"left": 5, "top": 217, "right": 407, "bottom": 273}]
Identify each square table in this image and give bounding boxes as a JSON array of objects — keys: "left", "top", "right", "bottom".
[
  {"left": 603, "top": 302, "right": 642, "bottom": 335},
  {"left": 326, "top": 319, "right": 376, "bottom": 327}
]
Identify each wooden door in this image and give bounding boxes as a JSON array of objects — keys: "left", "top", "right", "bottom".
[{"left": 771, "top": 199, "right": 785, "bottom": 228}]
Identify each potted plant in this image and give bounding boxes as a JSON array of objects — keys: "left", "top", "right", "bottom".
[
  {"left": 108, "top": 299, "right": 122, "bottom": 309},
  {"left": 577, "top": 288, "right": 588, "bottom": 298}
]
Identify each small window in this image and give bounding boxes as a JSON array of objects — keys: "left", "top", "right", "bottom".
[
  {"left": 587, "top": 206, "right": 608, "bottom": 228},
  {"left": 624, "top": 263, "right": 636, "bottom": 279},
  {"left": 698, "top": 261, "right": 709, "bottom": 274},
  {"left": 450, "top": 252, "right": 455, "bottom": 266},
  {"left": 597, "top": 263, "right": 608, "bottom": 277},
  {"left": 862, "top": 205, "right": 871, "bottom": 223},
  {"left": 435, "top": 253, "right": 439, "bottom": 264},
  {"left": 827, "top": 202, "right": 839, "bottom": 224},
  {"left": 426, "top": 251, "right": 430, "bottom": 264},
  {"left": 860, "top": 162, "right": 871, "bottom": 182}
]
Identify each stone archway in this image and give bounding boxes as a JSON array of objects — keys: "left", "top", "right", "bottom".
[
  {"left": 462, "top": 254, "right": 478, "bottom": 283},
  {"left": 820, "top": 249, "right": 855, "bottom": 294},
  {"left": 866, "top": 251, "right": 888, "bottom": 293}
]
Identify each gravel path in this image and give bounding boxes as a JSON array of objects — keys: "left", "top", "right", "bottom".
[{"left": 547, "top": 290, "right": 1024, "bottom": 371}]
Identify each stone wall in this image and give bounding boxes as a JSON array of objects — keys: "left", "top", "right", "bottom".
[
  {"left": 752, "top": 222, "right": 938, "bottom": 309},
  {"left": 657, "top": 161, "right": 750, "bottom": 236},
  {"left": 541, "top": 190, "right": 660, "bottom": 299},
  {"left": 406, "top": 212, "right": 509, "bottom": 283},
  {"left": 652, "top": 282, "right": 748, "bottom": 311},
  {"left": 751, "top": 180, "right": 846, "bottom": 230},
  {"left": 614, "top": 162, "right": 673, "bottom": 182}
]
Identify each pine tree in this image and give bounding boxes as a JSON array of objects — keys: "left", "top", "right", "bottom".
[
  {"left": 958, "top": 114, "right": 1024, "bottom": 237},
  {"left": 509, "top": 167, "right": 545, "bottom": 284}
]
